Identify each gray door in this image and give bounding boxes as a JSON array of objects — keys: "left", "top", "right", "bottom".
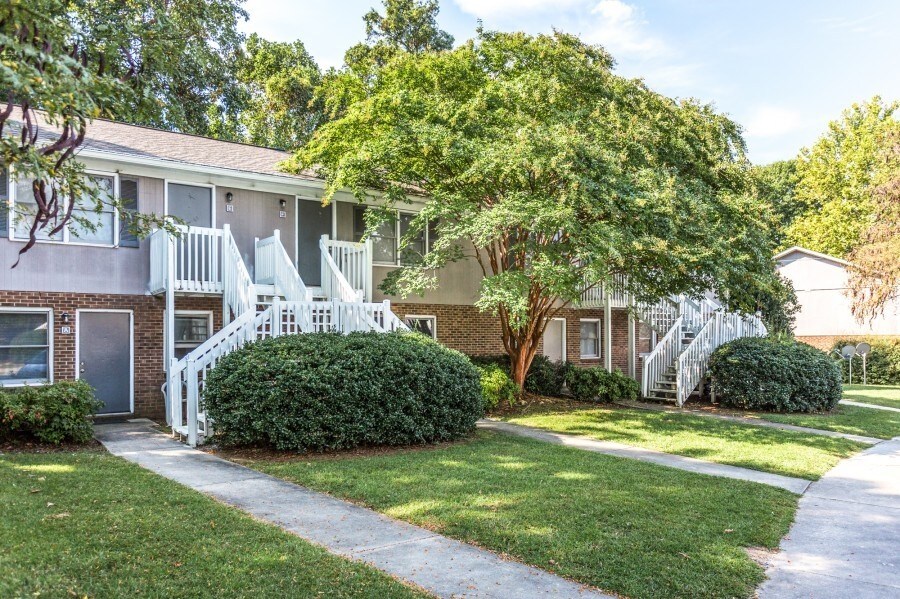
[
  {"left": 78, "top": 312, "right": 131, "bottom": 415},
  {"left": 297, "top": 199, "right": 333, "bottom": 286},
  {"left": 167, "top": 183, "right": 212, "bottom": 227}
]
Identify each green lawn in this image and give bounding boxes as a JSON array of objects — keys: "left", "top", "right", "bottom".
[
  {"left": 245, "top": 432, "right": 798, "bottom": 599},
  {"left": 0, "top": 450, "right": 427, "bottom": 599},
  {"left": 842, "top": 384, "right": 900, "bottom": 409},
  {"left": 756, "top": 404, "right": 900, "bottom": 440},
  {"left": 503, "top": 404, "right": 864, "bottom": 479}
]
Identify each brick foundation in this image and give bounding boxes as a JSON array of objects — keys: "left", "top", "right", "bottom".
[
  {"left": 390, "top": 303, "right": 642, "bottom": 379},
  {"left": 0, "top": 291, "right": 221, "bottom": 420}
]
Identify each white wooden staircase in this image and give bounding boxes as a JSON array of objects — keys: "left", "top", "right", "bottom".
[
  {"left": 639, "top": 296, "right": 766, "bottom": 406},
  {"left": 149, "top": 226, "right": 407, "bottom": 446}
]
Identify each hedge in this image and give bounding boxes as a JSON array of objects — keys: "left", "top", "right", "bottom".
[
  {"left": 830, "top": 338, "right": 900, "bottom": 385},
  {"left": 203, "top": 332, "right": 483, "bottom": 451},
  {"left": 468, "top": 354, "right": 573, "bottom": 397},
  {"left": 0, "top": 380, "right": 101, "bottom": 444},
  {"left": 709, "top": 337, "right": 842, "bottom": 412},
  {"left": 566, "top": 367, "right": 640, "bottom": 403}
]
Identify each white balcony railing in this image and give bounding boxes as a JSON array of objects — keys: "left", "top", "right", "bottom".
[
  {"left": 256, "top": 230, "right": 311, "bottom": 301},
  {"left": 320, "top": 235, "right": 372, "bottom": 302}
]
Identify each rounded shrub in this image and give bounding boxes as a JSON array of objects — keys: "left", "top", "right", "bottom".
[
  {"left": 0, "top": 380, "right": 102, "bottom": 444},
  {"left": 565, "top": 367, "right": 639, "bottom": 403},
  {"left": 525, "top": 355, "right": 572, "bottom": 397},
  {"left": 709, "top": 337, "right": 842, "bottom": 412},
  {"left": 203, "top": 332, "right": 483, "bottom": 451},
  {"left": 830, "top": 338, "right": 900, "bottom": 385},
  {"left": 477, "top": 364, "right": 518, "bottom": 411}
]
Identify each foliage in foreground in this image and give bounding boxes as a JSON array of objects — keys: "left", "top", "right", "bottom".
[
  {"left": 0, "top": 451, "right": 426, "bottom": 599},
  {"left": 0, "top": 380, "right": 101, "bottom": 444},
  {"left": 566, "top": 367, "right": 640, "bottom": 403},
  {"left": 204, "top": 332, "right": 482, "bottom": 450},
  {"left": 250, "top": 432, "right": 798, "bottom": 599},
  {"left": 709, "top": 337, "right": 842, "bottom": 412},
  {"left": 831, "top": 338, "right": 900, "bottom": 385},
  {"left": 476, "top": 363, "right": 518, "bottom": 411}
]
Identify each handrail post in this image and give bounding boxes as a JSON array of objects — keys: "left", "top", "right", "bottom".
[
  {"left": 365, "top": 238, "right": 374, "bottom": 302},
  {"left": 272, "top": 296, "right": 282, "bottom": 337},
  {"left": 186, "top": 359, "right": 199, "bottom": 446}
]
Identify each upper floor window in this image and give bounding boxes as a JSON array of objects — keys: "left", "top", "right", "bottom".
[
  {"left": 354, "top": 206, "right": 437, "bottom": 266},
  {"left": 6, "top": 170, "right": 139, "bottom": 248},
  {"left": 0, "top": 309, "right": 52, "bottom": 386}
]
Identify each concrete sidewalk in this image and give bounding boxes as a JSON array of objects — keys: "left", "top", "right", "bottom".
[
  {"left": 758, "top": 437, "right": 900, "bottom": 598},
  {"left": 478, "top": 419, "right": 811, "bottom": 494},
  {"left": 842, "top": 399, "right": 900, "bottom": 413},
  {"left": 95, "top": 422, "right": 611, "bottom": 599}
]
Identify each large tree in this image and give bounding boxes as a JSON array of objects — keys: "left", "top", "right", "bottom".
[
  {"left": 752, "top": 159, "right": 800, "bottom": 247},
  {"left": 785, "top": 97, "right": 899, "bottom": 258},
  {"left": 848, "top": 133, "right": 900, "bottom": 320},
  {"left": 209, "top": 33, "right": 324, "bottom": 149},
  {"left": 68, "top": 0, "right": 248, "bottom": 136},
  {"left": 291, "top": 30, "right": 774, "bottom": 388}
]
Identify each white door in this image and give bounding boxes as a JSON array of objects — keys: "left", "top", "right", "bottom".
[{"left": 543, "top": 318, "right": 566, "bottom": 362}]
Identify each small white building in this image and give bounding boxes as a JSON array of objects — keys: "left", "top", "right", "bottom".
[{"left": 775, "top": 246, "right": 900, "bottom": 349}]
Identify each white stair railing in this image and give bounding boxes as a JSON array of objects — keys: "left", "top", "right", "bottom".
[
  {"left": 320, "top": 235, "right": 372, "bottom": 302},
  {"left": 641, "top": 315, "right": 683, "bottom": 398},
  {"left": 675, "top": 312, "right": 767, "bottom": 406},
  {"left": 222, "top": 224, "right": 256, "bottom": 320},
  {"left": 256, "top": 230, "right": 311, "bottom": 301},
  {"left": 635, "top": 296, "right": 680, "bottom": 336},
  {"left": 171, "top": 298, "right": 409, "bottom": 446}
]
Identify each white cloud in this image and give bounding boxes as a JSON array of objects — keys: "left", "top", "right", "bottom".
[
  {"left": 583, "top": 0, "right": 666, "bottom": 59},
  {"left": 743, "top": 106, "right": 804, "bottom": 139},
  {"left": 453, "top": 0, "right": 584, "bottom": 19}
]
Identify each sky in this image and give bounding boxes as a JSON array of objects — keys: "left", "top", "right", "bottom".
[{"left": 241, "top": 0, "right": 900, "bottom": 164}]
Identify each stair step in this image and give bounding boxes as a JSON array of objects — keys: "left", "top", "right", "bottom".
[
  {"left": 644, "top": 394, "right": 677, "bottom": 403},
  {"left": 650, "top": 387, "right": 677, "bottom": 396}
]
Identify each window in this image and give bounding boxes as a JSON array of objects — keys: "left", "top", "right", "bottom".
[
  {"left": 0, "top": 310, "right": 52, "bottom": 385},
  {"left": 118, "top": 177, "right": 140, "bottom": 248},
  {"left": 404, "top": 315, "right": 436, "bottom": 339},
  {"left": 10, "top": 170, "right": 121, "bottom": 246},
  {"left": 70, "top": 174, "right": 116, "bottom": 245},
  {"left": 580, "top": 319, "right": 601, "bottom": 359},
  {"left": 173, "top": 313, "right": 212, "bottom": 359},
  {"left": 354, "top": 206, "right": 436, "bottom": 265}
]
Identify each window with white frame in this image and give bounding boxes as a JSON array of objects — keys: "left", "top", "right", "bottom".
[
  {"left": 404, "top": 315, "right": 436, "bottom": 339},
  {"left": 580, "top": 319, "right": 601, "bottom": 359},
  {"left": 173, "top": 312, "right": 212, "bottom": 359},
  {"left": 354, "top": 206, "right": 436, "bottom": 266},
  {"left": 0, "top": 309, "right": 52, "bottom": 385},
  {"left": 11, "top": 171, "right": 119, "bottom": 246}
]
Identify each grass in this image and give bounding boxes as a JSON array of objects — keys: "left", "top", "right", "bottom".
[
  {"left": 0, "top": 449, "right": 428, "bottom": 599},
  {"left": 501, "top": 400, "right": 864, "bottom": 480},
  {"left": 245, "top": 431, "right": 798, "bottom": 599},
  {"left": 756, "top": 404, "right": 900, "bottom": 440},
  {"left": 842, "top": 384, "right": 900, "bottom": 409}
]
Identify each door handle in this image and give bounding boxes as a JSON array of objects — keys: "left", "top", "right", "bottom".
[{"left": 80, "top": 368, "right": 86, "bottom": 373}]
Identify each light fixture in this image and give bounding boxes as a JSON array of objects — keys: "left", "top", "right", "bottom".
[
  {"left": 225, "top": 192, "right": 234, "bottom": 203},
  {"left": 61, "top": 312, "right": 70, "bottom": 324},
  {"left": 279, "top": 198, "right": 286, "bottom": 209}
]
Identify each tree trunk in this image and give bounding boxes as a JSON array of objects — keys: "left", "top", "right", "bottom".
[{"left": 507, "top": 335, "right": 540, "bottom": 393}]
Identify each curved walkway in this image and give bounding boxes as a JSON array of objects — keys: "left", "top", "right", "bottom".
[
  {"left": 95, "top": 422, "right": 611, "bottom": 599},
  {"left": 758, "top": 437, "right": 900, "bottom": 598},
  {"left": 842, "top": 399, "right": 900, "bottom": 413}
]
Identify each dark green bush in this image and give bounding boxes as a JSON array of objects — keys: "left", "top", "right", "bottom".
[
  {"left": 565, "top": 367, "right": 639, "bottom": 403},
  {"left": 830, "top": 338, "right": 900, "bottom": 385},
  {"left": 0, "top": 380, "right": 101, "bottom": 444},
  {"left": 204, "top": 332, "right": 483, "bottom": 451},
  {"left": 525, "top": 355, "right": 573, "bottom": 397},
  {"left": 478, "top": 364, "right": 518, "bottom": 411},
  {"left": 709, "top": 337, "right": 842, "bottom": 412}
]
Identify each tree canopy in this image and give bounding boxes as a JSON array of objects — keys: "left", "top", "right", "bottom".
[
  {"left": 209, "top": 33, "right": 324, "bottom": 149},
  {"left": 784, "top": 97, "right": 900, "bottom": 258},
  {"left": 292, "top": 30, "right": 775, "bottom": 386},
  {"left": 848, "top": 132, "right": 900, "bottom": 321}
]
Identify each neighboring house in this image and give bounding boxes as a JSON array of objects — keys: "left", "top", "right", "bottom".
[
  {"left": 775, "top": 246, "right": 900, "bottom": 349},
  {"left": 0, "top": 111, "right": 763, "bottom": 443}
]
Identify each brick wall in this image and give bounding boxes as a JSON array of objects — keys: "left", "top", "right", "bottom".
[
  {"left": 799, "top": 334, "right": 900, "bottom": 351},
  {"left": 391, "top": 302, "right": 642, "bottom": 380},
  {"left": 0, "top": 291, "right": 221, "bottom": 420}
]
